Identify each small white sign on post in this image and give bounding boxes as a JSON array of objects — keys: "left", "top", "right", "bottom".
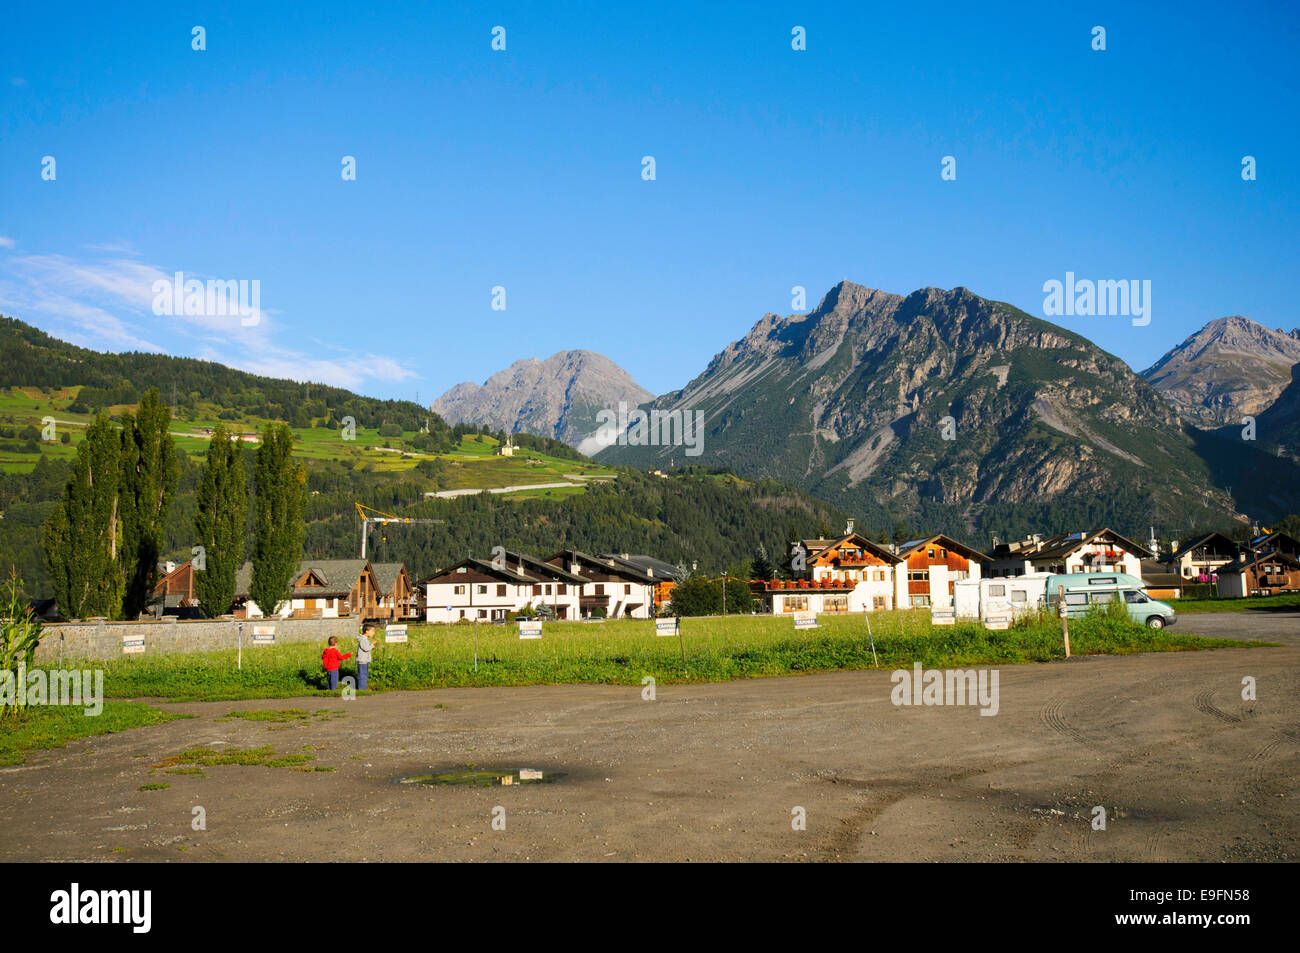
[
  {"left": 930, "top": 608, "right": 956, "bottom": 626},
  {"left": 518, "top": 619, "right": 543, "bottom": 640},
  {"left": 252, "top": 625, "right": 276, "bottom": 645},
  {"left": 655, "top": 617, "right": 680, "bottom": 637},
  {"left": 984, "top": 615, "right": 1011, "bottom": 631},
  {"left": 793, "top": 610, "right": 818, "bottom": 630},
  {"left": 122, "top": 634, "right": 145, "bottom": 655},
  {"left": 385, "top": 624, "right": 408, "bottom": 644}
]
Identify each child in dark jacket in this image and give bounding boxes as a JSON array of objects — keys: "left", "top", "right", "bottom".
[{"left": 322, "top": 636, "right": 353, "bottom": 691}]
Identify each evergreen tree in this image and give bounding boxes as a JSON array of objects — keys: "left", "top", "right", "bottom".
[
  {"left": 251, "top": 423, "right": 306, "bottom": 617},
  {"left": 118, "top": 389, "right": 177, "bottom": 617},
  {"left": 752, "top": 543, "right": 773, "bottom": 581},
  {"left": 671, "top": 575, "right": 722, "bottom": 617},
  {"left": 193, "top": 425, "right": 248, "bottom": 617},
  {"left": 43, "top": 414, "right": 123, "bottom": 618}
]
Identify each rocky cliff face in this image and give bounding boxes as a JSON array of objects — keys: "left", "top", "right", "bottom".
[
  {"left": 431, "top": 350, "right": 652, "bottom": 447},
  {"left": 598, "top": 282, "right": 1248, "bottom": 537},
  {"left": 1141, "top": 316, "right": 1300, "bottom": 428}
]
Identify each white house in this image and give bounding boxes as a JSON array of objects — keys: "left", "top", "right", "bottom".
[
  {"left": 546, "top": 549, "right": 658, "bottom": 619},
  {"left": 424, "top": 558, "right": 542, "bottom": 623},
  {"left": 895, "top": 535, "right": 989, "bottom": 608},
  {"left": 986, "top": 529, "right": 1151, "bottom": 579},
  {"left": 761, "top": 532, "right": 905, "bottom": 614}
]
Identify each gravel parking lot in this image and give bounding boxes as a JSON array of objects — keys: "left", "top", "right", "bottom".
[{"left": 1, "top": 613, "right": 1295, "bottom": 862}]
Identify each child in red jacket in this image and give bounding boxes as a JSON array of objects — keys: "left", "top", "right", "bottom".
[{"left": 322, "top": 636, "right": 353, "bottom": 691}]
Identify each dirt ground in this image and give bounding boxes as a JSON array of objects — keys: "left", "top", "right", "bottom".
[{"left": 2, "top": 613, "right": 1296, "bottom": 862}]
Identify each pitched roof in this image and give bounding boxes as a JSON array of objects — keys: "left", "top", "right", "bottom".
[
  {"left": 895, "top": 534, "right": 991, "bottom": 563},
  {"left": 1168, "top": 532, "right": 1238, "bottom": 561},
  {"left": 504, "top": 551, "right": 589, "bottom": 584},
  {"left": 425, "top": 557, "right": 536, "bottom": 585},
  {"left": 371, "top": 562, "right": 408, "bottom": 593},
  {"left": 548, "top": 549, "right": 657, "bottom": 583},
  {"left": 1217, "top": 548, "right": 1300, "bottom": 574},
  {"left": 992, "top": 529, "right": 1152, "bottom": 561},
  {"left": 598, "top": 553, "right": 685, "bottom": 580},
  {"left": 235, "top": 559, "right": 372, "bottom": 599},
  {"left": 806, "top": 533, "right": 902, "bottom": 565}
]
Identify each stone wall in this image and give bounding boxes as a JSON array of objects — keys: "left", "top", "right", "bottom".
[{"left": 32, "top": 615, "right": 363, "bottom": 664}]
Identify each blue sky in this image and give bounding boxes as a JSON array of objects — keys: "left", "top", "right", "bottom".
[{"left": 2, "top": 1, "right": 1297, "bottom": 402}]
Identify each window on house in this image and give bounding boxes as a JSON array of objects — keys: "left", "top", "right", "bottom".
[
  {"left": 595, "top": 584, "right": 604, "bottom": 595},
  {"left": 545, "top": 584, "right": 552, "bottom": 595},
  {"left": 783, "top": 595, "right": 809, "bottom": 612},
  {"left": 558, "top": 584, "right": 567, "bottom": 595},
  {"left": 476, "top": 585, "right": 487, "bottom": 595},
  {"left": 910, "top": 594, "right": 931, "bottom": 607},
  {"left": 873, "top": 596, "right": 886, "bottom": 609},
  {"left": 624, "top": 584, "right": 631, "bottom": 595},
  {"left": 496, "top": 584, "right": 507, "bottom": 597},
  {"left": 477, "top": 609, "right": 487, "bottom": 618},
  {"left": 824, "top": 595, "right": 847, "bottom": 612},
  {"left": 908, "top": 571, "right": 928, "bottom": 582},
  {"left": 453, "top": 585, "right": 465, "bottom": 595},
  {"left": 532, "top": 584, "right": 542, "bottom": 596}
]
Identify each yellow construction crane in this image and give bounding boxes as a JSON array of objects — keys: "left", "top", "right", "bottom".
[{"left": 355, "top": 503, "right": 445, "bottom": 559}]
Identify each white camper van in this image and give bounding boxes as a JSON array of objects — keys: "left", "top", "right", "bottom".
[{"left": 979, "top": 573, "right": 1052, "bottom": 628}]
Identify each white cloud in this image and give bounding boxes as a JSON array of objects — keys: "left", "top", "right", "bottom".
[
  {"left": 0, "top": 244, "right": 416, "bottom": 394},
  {"left": 0, "top": 236, "right": 15, "bottom": 248}
]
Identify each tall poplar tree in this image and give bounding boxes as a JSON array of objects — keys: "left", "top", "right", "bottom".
[
  {"left": 43, "top": 414, "right": 123, "bottom": 619},
  {"left": 250, "top": 423, "right": 306, "bottom": 617},
  {"left": 193, "top": 425, "right": 248, "bottom": 617},
  {"left": 118, "top": 389, "right": 178, "bottom": 617}
]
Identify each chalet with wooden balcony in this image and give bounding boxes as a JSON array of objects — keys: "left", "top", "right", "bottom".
[
  {"left": 371, "top": 562, "right": 416, "bottom": 620},
  {"left": 895, "top": 535, "right": 990, "bottom": 608},
  {"left": 233, "top": 559, "right": 381, "bottom": 619},
  {"left": 1216, "top": 549, "right": 1300, "bottom": 597}
]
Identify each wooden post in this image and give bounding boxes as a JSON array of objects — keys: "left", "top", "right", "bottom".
[
  {"left": 1059, "top": 602, "right": 1071, "bottom": 659},
  {"left": 237, "top": 622, "right": 243, "bottom": 670},
  {"left": 866, "top": 612, "right": 878, "bottom": 666}
]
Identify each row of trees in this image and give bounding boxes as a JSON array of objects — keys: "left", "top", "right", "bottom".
[
  {"left": 42, "top": 391, "right": 178, "bottom": 619},
  {"left": 41, "top": 390, "right": 308, "bottom": 620}
]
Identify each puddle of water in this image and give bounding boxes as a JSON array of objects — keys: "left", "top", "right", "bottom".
[{"left": 396, "top": 767, "right": 567, "bottom": 787}]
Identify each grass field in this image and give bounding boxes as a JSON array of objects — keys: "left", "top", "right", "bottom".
[
  {"left": 49, "top": 608, "right": 1260, "bottom": 703},
  {"left": 0, "top": 702, "right": 190, "bottom": 766}
]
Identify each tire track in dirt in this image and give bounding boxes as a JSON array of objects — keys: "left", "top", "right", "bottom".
[
  {"left": 1194, "top": 689, "right": 1241, "bottom": 724},
  {"left": 1040, "top": 697, "right": 1103, "bottom": 748}
]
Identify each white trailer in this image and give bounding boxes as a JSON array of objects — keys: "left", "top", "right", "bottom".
[{"left": 980, "top": 573, "right": 1052, "bottom": 627}]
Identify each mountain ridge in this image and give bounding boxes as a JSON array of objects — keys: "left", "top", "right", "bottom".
[
  {"left": 1141, "top": 315, "right": 1300, "bottom": 429},
  {"left": 597, "top": 281, "right": 1297, "bottom": 536},
  {"left": 431, "top": 349, "right": 652, "bottom": 448}
]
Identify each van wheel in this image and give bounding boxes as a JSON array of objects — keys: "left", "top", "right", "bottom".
[{"left": 1146, "top": 616, "right": 1164, "bottom": 629}]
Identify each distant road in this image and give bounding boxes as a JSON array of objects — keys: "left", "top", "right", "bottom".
[{"left": 424, "top": 481, "right": 581, "bottom": 499}]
